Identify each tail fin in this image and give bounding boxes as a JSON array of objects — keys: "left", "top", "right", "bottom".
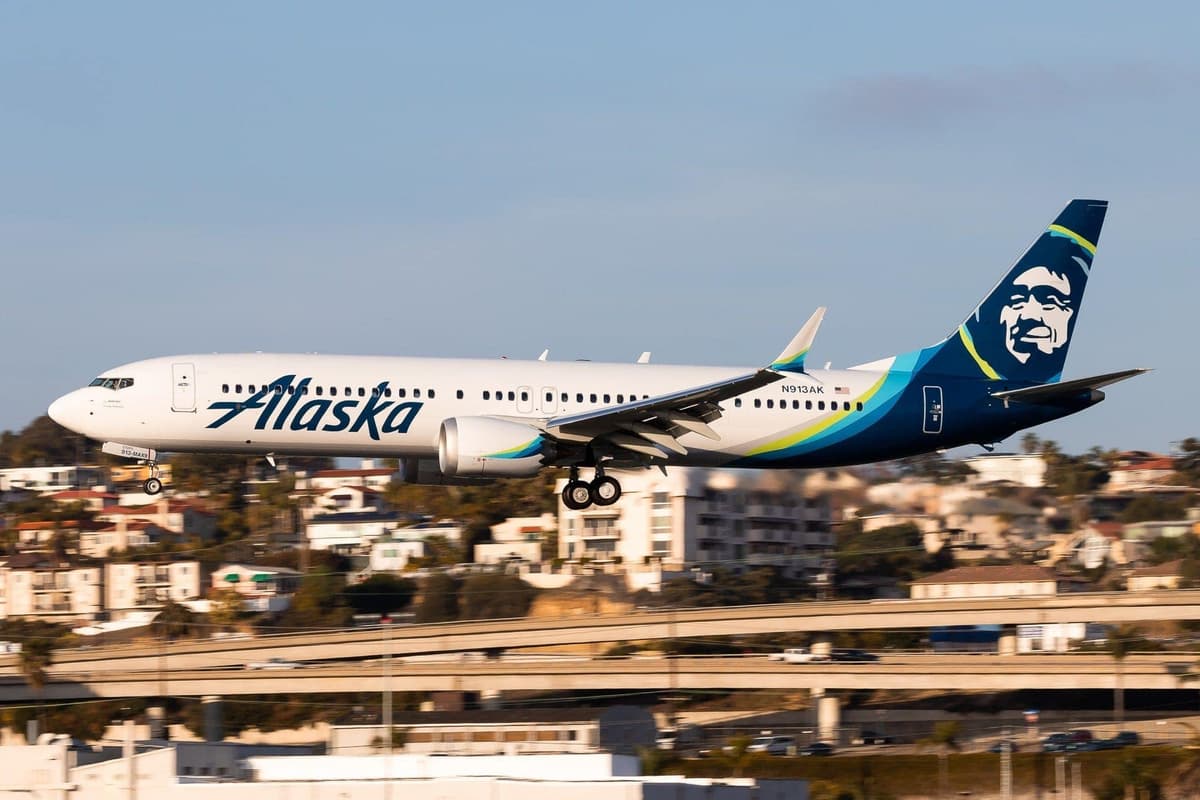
[{"left": 944, "top": 199, "right": 1106, "bottom": 384}]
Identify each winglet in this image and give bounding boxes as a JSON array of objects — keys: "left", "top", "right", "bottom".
[{"left": 770, "top": 307, "right": 826, "bottom": 373}]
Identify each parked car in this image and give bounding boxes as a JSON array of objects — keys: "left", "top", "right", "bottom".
[
  {"left": 746, "top": 735, "right": 796, "bottom": 755},
  {"left": 246, "top": 656, "right": 302, "bottom": 670},
  {"left": 657, "top": 725, "right": 703, "bottom": 751},
  {"left": 800, "top": 741, "right": 835, "bottom": 757},
  {"left": 989, "top": 740, "right": 1019, "bottom": 753},
  {"left": 768, "top": 648, "right": 831, "bottom": 664},
  {"left": 855, "top": 730, "right": 896, "bottom": 745},
  {"left": 831, "top": 648, "right": 880, "bottom": 663}
]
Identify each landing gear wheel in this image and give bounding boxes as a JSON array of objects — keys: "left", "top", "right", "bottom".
[
  {"left": 591, "top": 475, "right": 622, "bottom": 506},
  {"left": 143, "top": 477, "right": 163, "bottom": 495},
  {"left": 562, "top": 480, "right": 594, "bottom": 510}
]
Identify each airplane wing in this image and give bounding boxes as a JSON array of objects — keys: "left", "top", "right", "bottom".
[
  {"left": 990, "top": 368, "right": 1149, "bottom": 405},
  {"left": 544, "top": 308, "right": 826, "bottom": 459}
]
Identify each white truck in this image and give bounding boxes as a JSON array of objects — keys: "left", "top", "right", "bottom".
[{"left": 768, "top": 647, "right": 830, "bottom": 664}]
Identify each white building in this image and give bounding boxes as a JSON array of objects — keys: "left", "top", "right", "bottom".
[
  {"left": 476, "top": 514, "right": 556, "bottom": 565},
  {"left": 369, "top": 536, "right": 426, "bottom": 572},
  {"left": 213, "top": 563, "right": 302, "bottom": 612},
  {"left": 305, "top": 511, "right": 407, "bottom": 553},
  {"left": 910, "top": 565, "right": 1058, "bottom": 600},
  {"left": 0, "top": 465, "right": 105, "bottom": 494},
  {"left": 557, "top": 468, "right": 833, "bottom": 580},
  {"left": 300, "top": 464, "right": 398, "bottom": 493},
  {"left": 0, "top": 554, "right": 103, "bottom": 620},
  {"left": 106, "top": 561, "right": 202, "bottom": 618},
  {"left": 962, "top": 453, "right": 1047, "bottom": 488}
]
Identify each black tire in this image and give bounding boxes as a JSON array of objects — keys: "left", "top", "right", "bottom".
[
  {"left": 591, "top": 475, "right": 622, "bottom": 506},
  {"left": 144, "top": 477, "right": 163, "bottom": 495},
  {"left": 561, "top": 480, "right": 593, "bottom": 510}
]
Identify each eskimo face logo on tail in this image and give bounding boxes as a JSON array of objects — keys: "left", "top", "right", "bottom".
[
  {"left": 206, "top": 375, "right": 423, "bottom": 441},
  {"left": 999, "top": 266, "right": 1075, "bottom": 364}
]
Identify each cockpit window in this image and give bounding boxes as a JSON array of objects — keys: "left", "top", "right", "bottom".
[{"left": 89, "top": 377, "right": 134, "bottom": 390}]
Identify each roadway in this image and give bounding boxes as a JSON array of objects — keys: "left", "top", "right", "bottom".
[
  {"left": 9, "top": 589, "right": 1200, "bottom": 676},
  {"left": 5, "top": 653, "right": 1197, "bottom": 703}
]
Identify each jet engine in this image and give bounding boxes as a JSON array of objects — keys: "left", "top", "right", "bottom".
[
  {"left": 399, "top": 457, "right": 492, "bottom": 486},
  {"left": 438, "top": 417, "right": 553, "bottom": 478}
]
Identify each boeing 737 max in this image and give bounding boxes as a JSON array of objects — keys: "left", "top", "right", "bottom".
[{"left": 49, "top": 200, "right": 1145, "bottom": 509}]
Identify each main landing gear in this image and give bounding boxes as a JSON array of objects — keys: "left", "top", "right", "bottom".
[{"left": 561, "top": 466, "right": 622, "bottom": 511}]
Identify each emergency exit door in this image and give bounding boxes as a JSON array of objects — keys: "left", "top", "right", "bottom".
[{"left": 172, "top": 363, "right": 196, "bottom": 412}]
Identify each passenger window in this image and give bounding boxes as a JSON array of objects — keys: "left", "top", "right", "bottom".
[
  {"left": 754, "top": 399, "right": 762, "bottom": 408},
  {"left": 414, "top": 389, "right": 423, "bottom": 398},
  {"left": 428, "top": 389, "right": 435, "bottom": 399},
  {"left": 275, "top": 386, "right": 284, "bottom": 395},
  {"left": 603, "top": 394, "right": 611, "bottom": 403},
  {"left": 806, "top": 400, "right": 812, "bottom": 410},
  {"left": 617, "top": 394, "right": 624, "bottom": 404},
  {"left": 457, "top": 390, "right": 464, "bottom": 399},
  {"left": 576, "top": 393, "right": 583, "bottom": 403},
  {"left": 222, "top": 384, "right": 229, "bottom": 394},
  {"left": 372, "top": 387, "right": 380, "bottom": 397},
  {"left": 385, "top": 388, "right": 393, "bottom": 397},
  {"left": 734, "top": 398, "right": 742, "bottom": 408},
  {"left": 561, "top": 393, "right": 568, "bottom": 402},
  {"left": 287, "top": 386, "right": 295, "bottom": 395},
  {"left": 330, "top": 387, "right": 338, "bottom": 397},
  {"left": 843, "top": 401, "right": 851, "bottom": 411},
  {"left": 235, "top": 384, "right": 243, "bottom": 393},
  {"left": 767, "top": 399, "right": 774, "bottom": 409},
  {"left": 818, "top": 401, "right": 825, "bottom": 410},
  {"left": 315, "top": 386, "right": 323, "bottom": 396},
  {"left": 507, "top": 391, "right": 515, "bottom": 401},
  {"left": 546, "top": 392, "right": 553, "bottom": 402},
  {"left": 345, "top": 387, "right": 352, "bottom": 396},
  {"left": 396, "top": 388, "right": 405, "bottom": 398},
  {"left": 856, "top": 402, "right": 863, "bottom": 412},
  {"left": 520, "top": 391, "right": 528, "bottom": 402},
  {"left": 483, "top": 391, "right": 491, "bottom": 400},
  {"left": 358, "top": 388, "right": 366, "bottom": 397},
  {"left": 590, "top": 393, "right": 597, "bottom": 403}
]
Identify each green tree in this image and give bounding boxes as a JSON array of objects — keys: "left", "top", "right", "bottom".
[
  {"left": 342, "top": 574, "right": 417, "bottom": 616},
  {"left": 835, "top": 522, "right": 952, "bottom": 593},
  {"left": 414, "top": 573, "right": 461, "bottom": 623},
  {"left": 275, "top": 570, "right": 353, "bottom": 630},
  {"left": 459, "top": 573, "right": 536, "bottom": 620},
  {"left": 18, "top": 636, "right": 53, "bottom": 695},
  {"left": 208, "top": 588, "right": 245, "bottom": 632},
  {"left": 152, "top": 600, "right": 197, "bottom": 640},
  {"left": 1120, "top": 495, "right": 1189, "bottom": 524}
]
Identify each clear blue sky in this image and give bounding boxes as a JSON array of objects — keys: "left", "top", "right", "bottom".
[{"left": 3, "top": 2, "right": 1197, "bottom": 454}]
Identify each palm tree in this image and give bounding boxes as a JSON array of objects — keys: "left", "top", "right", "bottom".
[
  {"left": 19, "top": 636, "right": 54, "bottom": 735},
  {"left": 1107, "top": 624, "right": 1141, "bottom": 726}
]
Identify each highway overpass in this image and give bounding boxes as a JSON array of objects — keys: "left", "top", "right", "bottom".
[
  {"left": 11, "top": 589, "right": 1200, "bottom": 676},
  {"left": 5, "top": 653, "right": 1199, "bottom": 703}
]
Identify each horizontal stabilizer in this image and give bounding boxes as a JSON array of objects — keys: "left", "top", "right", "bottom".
[
  {"left": 990, "top": 368, "right": 1149, "bottom": 404},
  {"left": 770, "top": 307, "right": 826, "bottom": 373}
]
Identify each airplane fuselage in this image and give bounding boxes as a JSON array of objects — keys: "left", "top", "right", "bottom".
[{"left": 48, "top": 352, "right": 1091, "bottom": 469}]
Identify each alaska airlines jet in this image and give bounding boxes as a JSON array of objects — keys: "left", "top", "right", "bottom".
[{"left": 49, "top": 200, "right": 1144, "bottom": 509}]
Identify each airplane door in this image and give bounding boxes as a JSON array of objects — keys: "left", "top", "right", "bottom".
[
  {"left": 540, "top": 386, "right": 558, "bottom": 415},
  {"left": 172, "top": 362, "right": 197, "bottom": 412},
  {"left": 922, "top": 385, "right": 943, "bottom": 434},
  {"left": 517, "top": 385, "right": 534, "bottom": 414}
]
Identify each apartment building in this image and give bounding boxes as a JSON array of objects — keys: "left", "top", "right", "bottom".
[
  {"left": 557, "top": 467, "right": 833, "bottom": 580},
  {"left": 106, "top": 561, "right": 202, "bottom": 618}
]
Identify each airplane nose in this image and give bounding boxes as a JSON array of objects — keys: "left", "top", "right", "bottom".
[{"left": 48, "top": 390, "right": 84, "bottom": 432}]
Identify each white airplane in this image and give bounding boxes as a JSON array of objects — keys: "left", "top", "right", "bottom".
[{"left": 49, "top": 200, "right": 1144, "bottom": 509}]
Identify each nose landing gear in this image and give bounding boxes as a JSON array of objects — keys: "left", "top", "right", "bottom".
[
  {"left": 142, "top": 462, "right": 164, "bottom": 495},
  {"left": 561, "top": 467, "right": 623, "bottom": 510}
]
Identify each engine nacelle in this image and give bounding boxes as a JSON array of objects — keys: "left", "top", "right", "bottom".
[
  {"left": 399, "top": 457, "right": 493, "bottom": 486},
  {"left": 438, "top": 417, "right": 553, "bottom": 478}
]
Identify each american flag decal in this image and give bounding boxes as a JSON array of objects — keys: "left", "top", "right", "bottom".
[{"left": 835, "top": 386, "right": 850, "bottom": 395}]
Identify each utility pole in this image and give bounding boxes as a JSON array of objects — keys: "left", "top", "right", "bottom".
[
  {"left": 1000, "top": 726, "right": 1012, "bottom": 800},
  {"left": 382, "top": 613, "right": 393, "bottom": 800}
]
